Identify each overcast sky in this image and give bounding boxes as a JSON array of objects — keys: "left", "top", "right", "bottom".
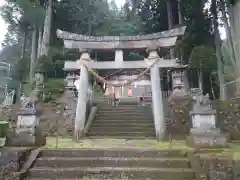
[
  {"left": 115, "top": 0, "right": 125, "bottom": 7},
  {"left": 0, "top": 0, "right": 225, "bottom": 50}
]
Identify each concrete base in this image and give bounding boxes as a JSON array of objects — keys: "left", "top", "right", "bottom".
[
  {"left": 6, "top": 126, "right": 46, "bottom": 147},
  {"left": 187, "top": 128, "right": 228, "bottom": 148}
]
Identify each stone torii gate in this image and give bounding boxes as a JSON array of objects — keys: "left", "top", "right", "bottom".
[{"left": 57, "top": 26, "right": 186, "bottom": 140}]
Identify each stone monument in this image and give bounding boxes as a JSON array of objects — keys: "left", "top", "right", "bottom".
[
  {"left": 6, "top": 98, "right": 46, "bottom": 147},
  {"left": 187, "top": 92, "right": 228, "bottom": 148}
]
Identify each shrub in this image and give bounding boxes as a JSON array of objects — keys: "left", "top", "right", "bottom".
[
  {"left": 0, "top": 121, "right": 9, "bottom": 138},
  {"left": 43, "top": 78, "right": 66, "bottom": 101}
]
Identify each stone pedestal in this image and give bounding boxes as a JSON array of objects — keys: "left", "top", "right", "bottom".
[
  {"left": 6, "top": 108, "right": 45, "bottom": 147},
  {"left": 187, "top": 128, "right": 228, "bottom": 148},
  {"left": 187, "top": 94, "right": 228, "bottom": 148},
  {"left": 167, "top": 90, "right": 192, "bottom": 139}
]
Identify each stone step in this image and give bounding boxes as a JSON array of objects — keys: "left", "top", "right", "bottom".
[
  {"left": 35, "top": 157, "right": 190, "bottom": 168},
  {"left": 87, "top": 132, "right": 156, "bottom": 137},
  {"left": 93, "top": 120, "right": 153, "bottom": 123},
  {"left": 98, "top": 108, "right": 152, "bottom": 112},
  {"left": 40, "top": 149, "right": 187, "bottom": 158},
  {"left": 97, "top": 110, "right": 153, "bottom": 116},
  {"left": 91, "top": 124, "right": 154, "bottom": 129},
  {"left": 86, "top": 135, "right": 157, "bottom": 139},
  {"left": 89, "top": 127, "right": 155, "bottom": 133},
  {"left": 98, "top": 109, "right": 152, "bottom": 112},
  {"left": 94, "top": 119, "right": 153, "bottom": 123},
  {"left": 96, "top": 111, "right": 152, "bottom": 115},
  {"left": 99, "top": 106, "right": 152, "bottom": 110},
  {"left": 97, "top": 110, "right": 152, "bottom": 114},
  {"left": 96, "top": 112, "right": 152, "bottom": 116},
  {"left": 96, "top": 112, "right": 153, "bottom": 119},
  {"left": 91, "top": 123, "right": 154, "bottom": 128},
  {"left": 28, "top": 178, "right": 136, "bottom": 180},
  {"left": 28, "top": 167, "right": 195, "bottom": 179},
  {"left": 95, "top": 116, "right": 153, "bottom": 123}
]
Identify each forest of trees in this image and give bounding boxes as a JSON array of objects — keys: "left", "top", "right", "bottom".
[{"left": 0, "top": 0, "right": 240, "bottom": 101}]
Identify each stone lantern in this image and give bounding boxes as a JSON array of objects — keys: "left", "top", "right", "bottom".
[
  {"left": 168, "top": 59, "right": 189, "bottom": 102},
  {"left": 187, "top": 93, "right": 228, "bottom": 148},
  {"left": 171, "top": 59, "right": 188, "bottom": 90},
  {"left": 65, "top": 72, "right": 79, "bottom": 89}
]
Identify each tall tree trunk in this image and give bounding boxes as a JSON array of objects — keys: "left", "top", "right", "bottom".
[
  {"left": 198, "top": 65, "right": 203, "bottom": 92},
  {"left": 30, "top": 26, "right": 37, "bottom": 83},
  {"left": 88, "top": 0, "right": 93, "bottom": 36},
  {"left": 177, "top": 0, "right": 183, "bottom": 25},
  {"left": 167, "top": 0, "right": 173, "bottom": 29},
  {"left": 34, "top": 0, "right": 52, "bottom": 101},
  {"left": 41, "top": 0, "right": 53, "bottom": 56},
  {"left": 21, "top": 30, "right": 27, "bottom": 59},
  {"left": 18, "top": 30, "right": 28, "bottom": 99},
  {"left": 229, "top": 2, "right": 240, "bottom": 92},
  {"left": 222, "top": 8, "right": 236, "bottom": 65},
  {"left": 212, "top": 0, "right": 226, "bottom": 100},
  {"left": 221, "top": 1, "right": 238, "bottom": 82},
  {"left": 166, "top": 0, "right": 174, "bottom": 58},
  {"left": 37, "top": 26, "right": 43, "bottom": 59}
]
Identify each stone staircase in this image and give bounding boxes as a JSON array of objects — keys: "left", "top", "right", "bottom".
[
  {"left": 87, "top": 101, "right": 156, "bottom": 138},
  {"left": 27, "top": 148, "right": 195, "bottom": 180}
]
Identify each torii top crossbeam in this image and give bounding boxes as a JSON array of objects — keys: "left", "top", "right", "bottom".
[{"left": 57, "top": 26, "right": 186, "bottom": 50}]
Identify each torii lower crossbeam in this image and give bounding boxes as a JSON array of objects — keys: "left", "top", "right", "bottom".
[{"left": 64, "top": 59, "right": 178, "bottom": 70}]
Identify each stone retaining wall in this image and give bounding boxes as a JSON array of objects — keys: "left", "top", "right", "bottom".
[
  {"left": 200, "top": 156, "right": 234, "bottom": 180},
  {"left": 213, "top": 99, "right": 240, "bottom": 140},
  {"left": 167, "top": 98, "right": 240, "bottom": 140},
  {"left": 0, "top": 148, "right": 32, "bottom": 179}
]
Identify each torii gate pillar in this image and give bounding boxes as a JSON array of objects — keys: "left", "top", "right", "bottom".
[
  {"left": 147, "top": 48, "right": 165, "bottom": 140},
  {"left": 74, "top": 51, "right": 90, "bottom": 140}
]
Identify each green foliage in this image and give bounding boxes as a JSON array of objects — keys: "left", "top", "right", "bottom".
[
  {"left": 128, "top": 51, "right": 145, "bottom": 60},
  {"left": 178, "top": 0, "right": 213, "bottom": 63},
  {"left": 230, "top": 0, "right": 239, "bottom": 5},
  {"left": 93, "top": 84, "right": 103, "bottom": 97},
  {"left": 56, "top": 0, "right": 112, "bottom": 35},
  {"left": 22, "top": 82, "right": 34, "bottom": 95},
  {"left": 189, "top": 45, "right": 217, "bottom": 70},
  {"left": 0, "top": 45, "right": 22, "bottom": 62},
  {"left": 0, "top": 121, "right": 9, "bottom": 137},
  {"left": 11, "top": 57, "right": 29, "bottom": 82},
  {"left": 35, "top": 55, "right": 54, "bottom": 75},
  {"left": 16, "top": 0, "right": 45, "bottom": 27},
  {"left": 43, "top": 78, "right": 66, "bottom": 101},
  {"left": 1, "top": 0, "right": 45, "bottom": 27}
]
